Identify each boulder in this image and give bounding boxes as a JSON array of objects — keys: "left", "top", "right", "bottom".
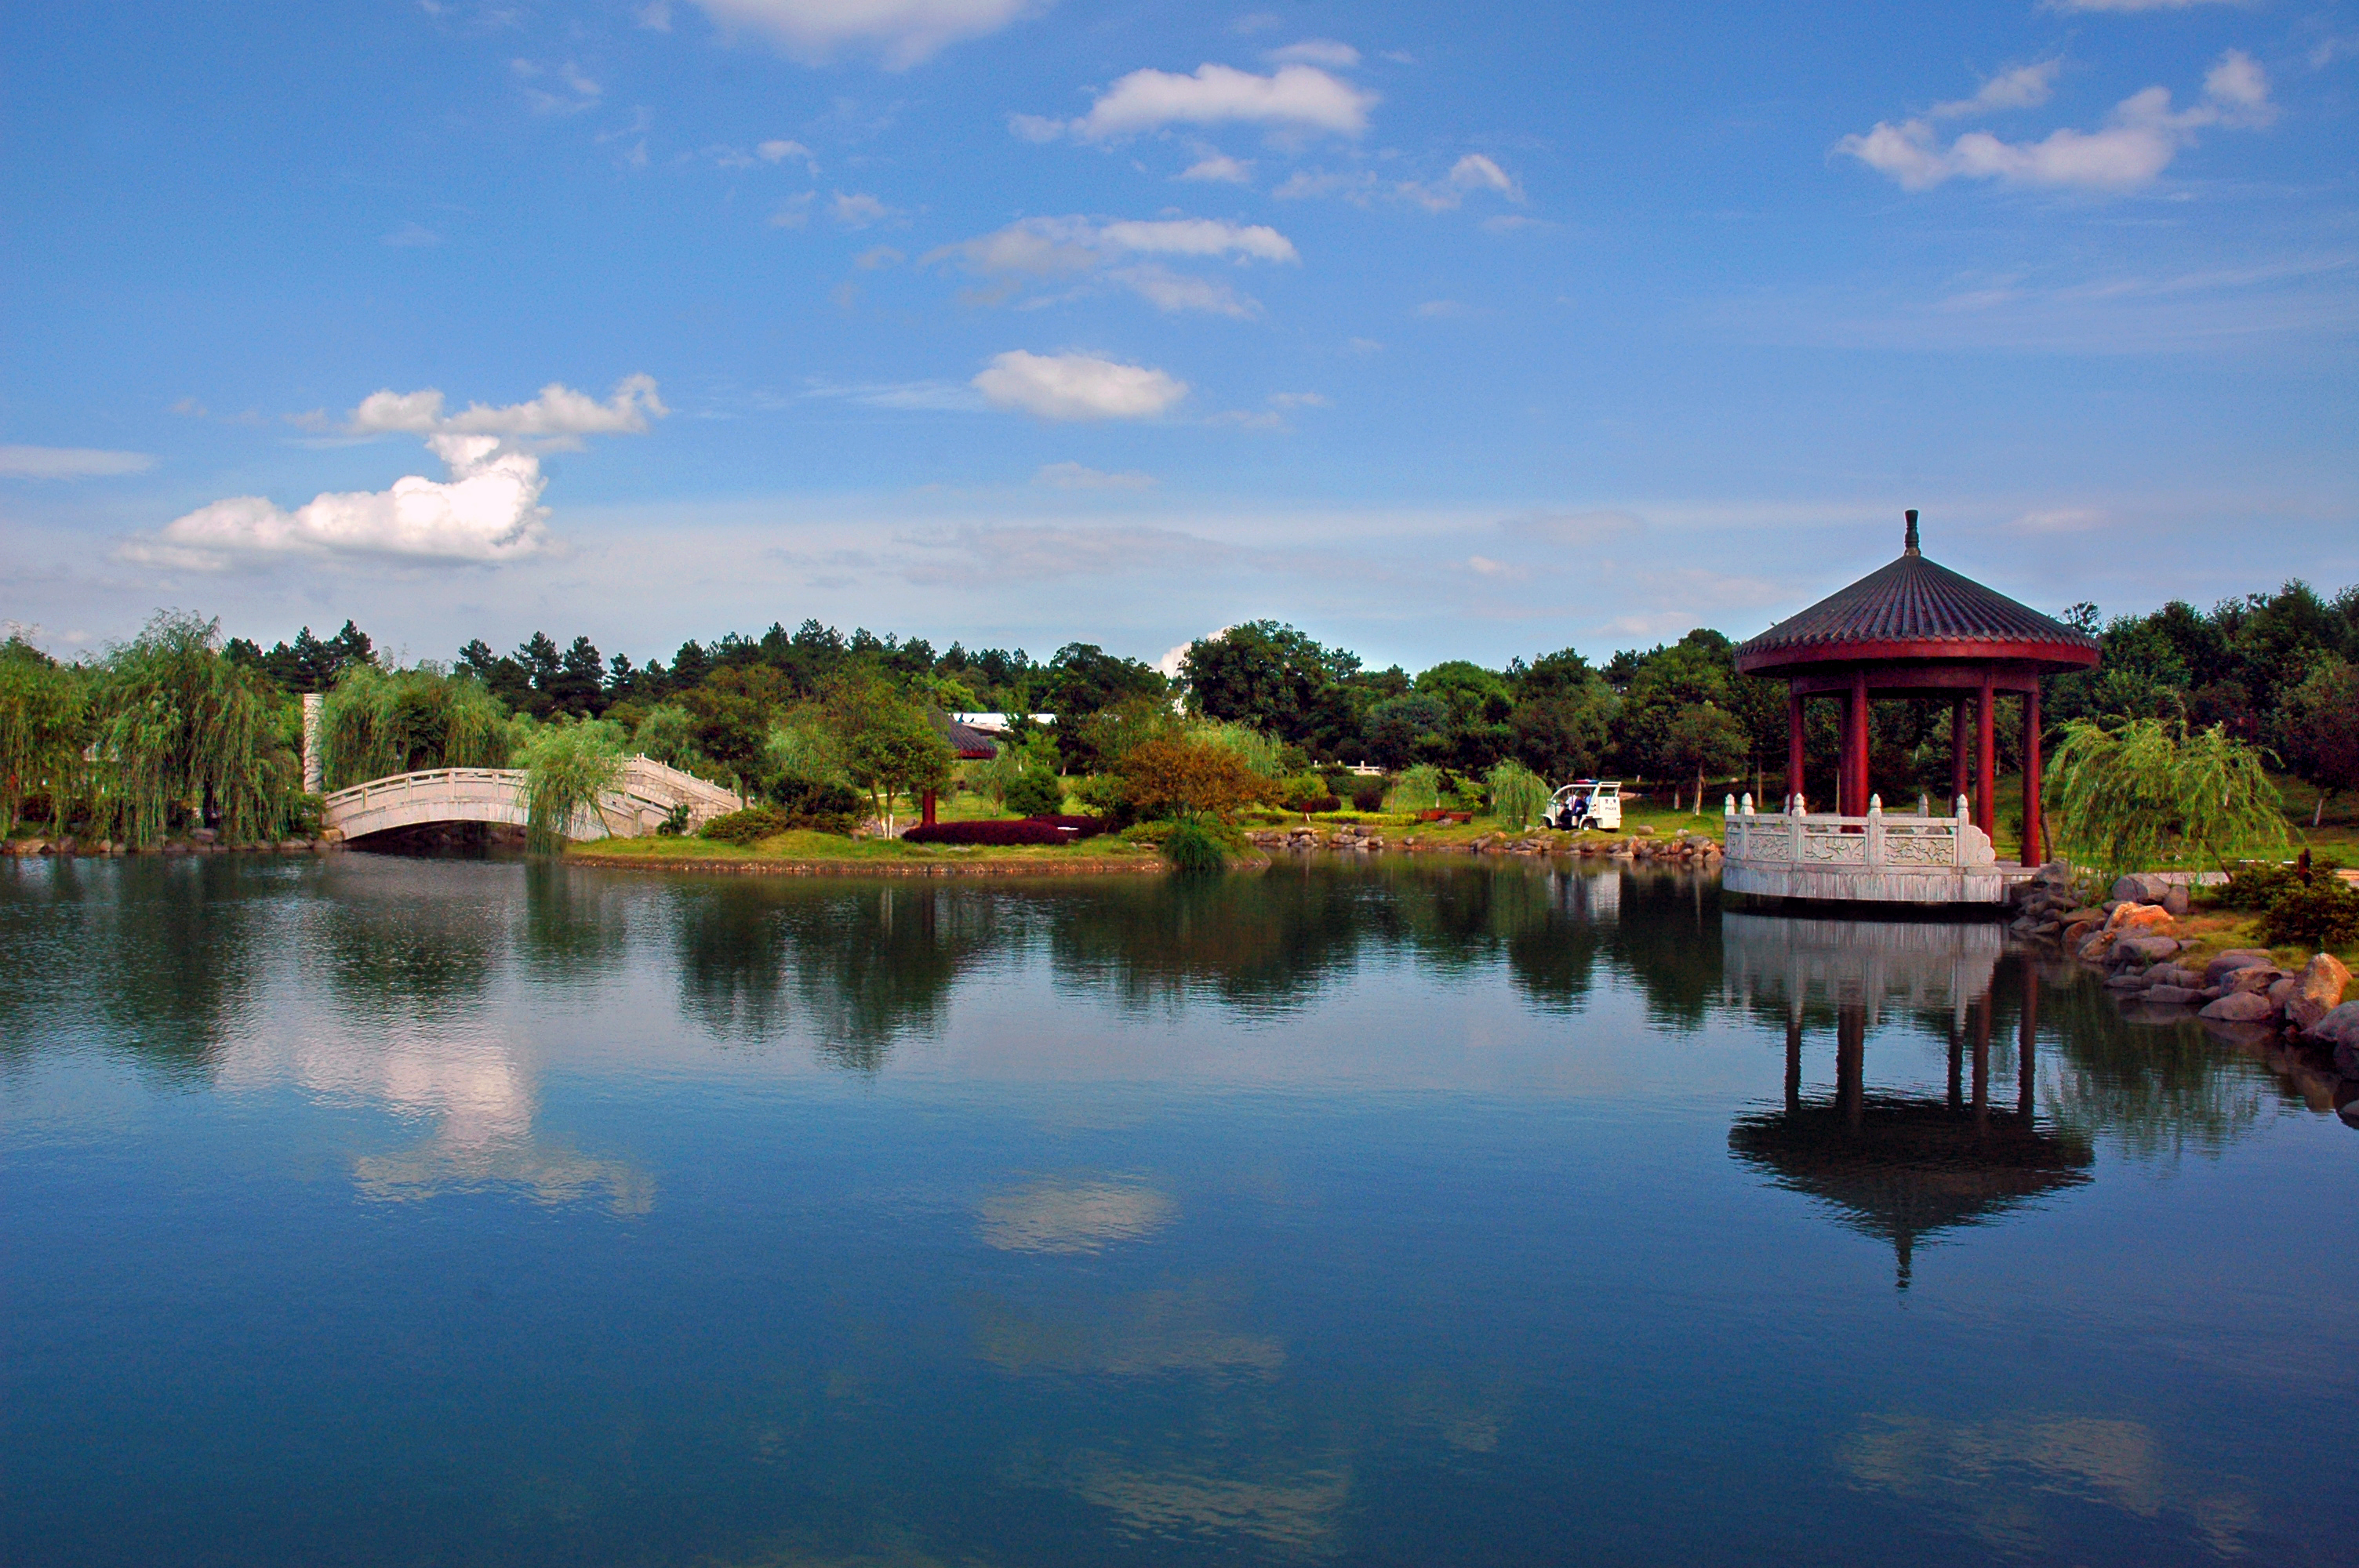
[
  {"left": 2106, "top": 903, "right": 2175, "bottom": 935},
  {"left": 2110, "top": 874, "right": 2149, "bottom": 903},
  {"left": 2199, "top": 991, "right": 2279, "bottom": 1023},
  {"left": 2148, "top": 965, "right": 2203, "bottom": 989},
  {"left": 2143, "top": 985, "right": 2203, "bottom": 1006},
  {"left": 2203, "top": 950, "right": 2275, "bottom": 986},
  {"left": 2162, "top": 887, "right": 2190, "bottom": 917},
  {"left": 2287, "top": 953, "right": 2352, "bottom": 1033},
  {"left": 2115, "top": 935, "right": 2181, "bottom": 965},
  {"left": 2061, "top": 920, "right": 2097, "bottom": 951},
  {"left": 2076, "top": 931, "right": 2118, "bottom": 964},
  {"left": 2302, "top": 1000, "right": 2359, "bottom": 1053},
  {"left": 2106, "top": 971, "right": 2154, "bottom": 991},
  {"left": 2228, "top": 966, "right": 2286, "bottom": 996}
]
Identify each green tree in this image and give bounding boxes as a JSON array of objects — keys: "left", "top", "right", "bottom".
[
  {"left": 2278, "top": 657, "right": 2359, "bottom": 827},
  {"left": 318, "top": 665, "right": 510, "bottom": 789},
  {"left": 845, "top": 704, "right": 953, "bottom": 834},
  {"left": 518, "top": 717, "right": 627, "bottom": 851},
  {"left": 2047, "top": 717, "right": 2288, "bottom": 874},
  {"left": 1484, "top": 760, "right": 1550, "bottom": 830},
  {"left": 91, "top": 612, "right": 299, "bottom": 847},
  {"left": 1182, "top": 622, "right": 1361, "bottom": 756},
  {"left": 0, "top": 638, "right": 89, "bottom": 837},
  {"left": 1659, "top": 702, "right": 1749, "bottom": 814}
]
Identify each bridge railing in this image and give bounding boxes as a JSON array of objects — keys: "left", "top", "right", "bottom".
[
  {"left": 321, "top": 758, "right": 741, "bottom": 840},
  {"left": 1721, "top": 793, "right": 1995, "bottom": 873},
  {"left": 320, "top": 768, "right": 526, "bottom": 813}
]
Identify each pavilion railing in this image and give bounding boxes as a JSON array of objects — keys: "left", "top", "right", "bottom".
[{"left": 1721, "top": 793, "right": 1996, "bottom": 872}]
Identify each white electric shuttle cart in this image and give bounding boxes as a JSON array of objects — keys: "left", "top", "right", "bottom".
[{"left": 1545, "top": 779, "right": 1623, "bottom": 833}]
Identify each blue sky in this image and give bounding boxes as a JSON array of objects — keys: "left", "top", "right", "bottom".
[{"left": 3, "top": 0, "right": 2354, "bottom": 672}]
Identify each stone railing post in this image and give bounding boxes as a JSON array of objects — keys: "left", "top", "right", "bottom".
[
  {"left": 1867, "top": 794, "right": 1883, "bottom": 868},
  {"left": 302, "top": 693, "right": 322, "bottom": 793},
  {"left": 1954, "top": 793, "right": 1969, "bottom": 866}
]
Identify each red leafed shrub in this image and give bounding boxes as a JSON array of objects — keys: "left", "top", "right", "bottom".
[{"left": 900, "top": 815, "right": 1111, "bottom": 846}]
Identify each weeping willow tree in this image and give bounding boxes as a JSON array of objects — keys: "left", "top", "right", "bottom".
[
  {"left": 0, "top": 638, "right": 91, "bottom": 837},
  {"left": 320, "top": 664, "right": 510, "bottom": 789},
  {"left": 1485, "top": 760, "right": 1550, "bottom": 829},
  {"left": 2047, "top": 717, "right": 2288, "bottom": 875},
  {"left": 519, "top": 717, "right": 627, "bottom": 852},
  {"left": 1388, "top": 763, "right": 1444, "bottom": 813},
  {"left": 90, "top": 612, "right": 300, "bottom": 847}
]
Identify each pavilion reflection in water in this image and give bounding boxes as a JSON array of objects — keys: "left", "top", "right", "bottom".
[{"left": 1722, "top": 913, "right": 2093, "bottom": 1287}]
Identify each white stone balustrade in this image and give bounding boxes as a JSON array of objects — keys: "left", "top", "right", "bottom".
[{"left": 1721, "top": 790, "right": 2019, "bottom": 905}]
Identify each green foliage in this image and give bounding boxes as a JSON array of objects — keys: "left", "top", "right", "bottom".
[
  {"left": 1162, "top": 820, "right": 1227, "bottom": 875},
  {"left": 1484, "top": 760, "right": 1550, "bottom": 829},
  {"left": 2277, "top": 656, "right": 2359, "bottom": 824},
  {"left": 1002, "top": 768, "right": 1066, "bottom": 818},
  {"left": 1387, "top": 763, "right": 1443, "bottom": 813},
  {"left": 2256, "top": 876, "right": 2359, "bottom": 950},
  {"left": 519, "top": 717, "right": 627, "bottom": 851},
  {"left": 1660, "top": 702, "right": 1750, "bottom": 809},
  {"left": 1198, "top": 719, "right": 1288, "bottom": 779},
  {"left": 1181, "top": 622, "right": 1363, "bottom": 756},
  {"left": 657, "top": 800, "right": 693, "bottom": 837},
  {"left": 840, "top": 694, "right": 954, "bottom": 829},
  {"left": 90, "top": 612, "right": 299, "bottom": 847},
  {"left": 0, "top": 638, "right": 89, "bottom": 836},
  {"left": 974, "top": 728, "right": 1059, "bottom": 803},
  {"left": 632, "top": 703, "right": 703, "bottom": 770},
  {"left": 319, "top": 664, "right": 510, "bottom": 789},
  {"left": 2048, "top": 717, "right": 2288, "bottom": 874},
  {"left": 700, "top": 807, "right": 788, "bottom": 844},
  {"left": 1350, "top": 777, "right": 1387, "bottom": 812},
  {"left": 760, "top": 710, "right": 849, "bottom": 801}
]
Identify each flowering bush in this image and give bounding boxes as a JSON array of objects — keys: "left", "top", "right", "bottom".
[{"left": 900, "top": 813, "right": 1108, "bottom": 847}]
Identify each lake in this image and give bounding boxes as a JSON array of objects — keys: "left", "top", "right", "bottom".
[{"left": 4, "top": 853, "right": 2353, "bottom": 1566}]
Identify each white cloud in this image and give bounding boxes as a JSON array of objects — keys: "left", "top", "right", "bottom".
[
  {"left": 382, "top": 221, "right": 443, "bottom": 247},
  {"left": 133, "top": 435, "right": 554, "bottom": 567},
  {"left": 0, "top": 445, "right": 156, "bottom": 479},
  {"left": 924, "top": 216, "right": 1296, "bottom": 314},
  {"left": 347, "top": 375, "right": 667, "bottom": 446},
  {"left": 1929, "top": 61, "right": 2060, "bottom": 120},
  {"left": 1034, "top": 462, "right": 1155, "bottom": 489},
  {"left": 1416, "top": 299, "right": 1468, "bottom": 318},
  {"left": 769, "top": 192, "right": 814, "bottom": 227},
  {"left": 1007, "top": 112, "right": 1066, "bottom": 143},
  {"left": 637, "top": 1, "right": 672, "bottom": 28},
  {"left": 831, "top": 191, "right": 893, "bottom": 227},
  {"left": 1178, "top": 152, "right": 1253, "bottom": 183},
  {"left": 972, "top": 350, "right": 1188, "bottom": 420},
  {"left": 1267, "top": 39, "right": 1358, "bottom": 68},
  {"left": 1279, "top": 155, "right": 1522, "bottom": 212},
  {"left": 1837, "top": 51, "right": 2274, "bottom": 191},
  {"left": 1070, "top": 63, "right": 1376, "bottom": 140},
  {"left": 1267, "top": 391, "right": 1328, "bottom": 409},
  {"left": 513, "top": 58, "right": 602, "bottom": 114},
  {"left": 690, "top": 0, "right": 1039, "bottom": 68},
  {"left": 757, "top": 137, "right": 816, "bottom": 170}
]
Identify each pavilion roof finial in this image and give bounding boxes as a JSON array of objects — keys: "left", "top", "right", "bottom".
[{"left": 1903, "top": 508, "right": 1921, "bottom": 557}]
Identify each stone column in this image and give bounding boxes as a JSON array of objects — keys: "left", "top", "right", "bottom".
[
  {"left": 2018, "top": 960, "right": 2038, "bottom": 1119},
  {"left": 303, "top": 692, "right": 323, "bottom": 793}
]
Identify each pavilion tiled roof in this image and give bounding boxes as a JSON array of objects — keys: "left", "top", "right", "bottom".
[{"left": 1734, "top": 520, "right": 2099, "bottom": 675}]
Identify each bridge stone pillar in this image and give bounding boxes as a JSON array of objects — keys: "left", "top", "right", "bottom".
[{"left": 303, "top": 693, "right": 323, "bottom": 793}]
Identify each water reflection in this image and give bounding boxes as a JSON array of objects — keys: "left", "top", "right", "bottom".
[
  {"left": 666, "top": 880, "right": 1007, "bottom": 1066},
  {"left": 1723, "top": 914, "right": 2095, "bottom": 1287}
]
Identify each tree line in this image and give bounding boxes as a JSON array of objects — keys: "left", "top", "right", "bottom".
[{"left": 6, "top": 577, "right": 2356, "bottom": 848}]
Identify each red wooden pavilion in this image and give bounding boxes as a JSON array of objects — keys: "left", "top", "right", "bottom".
[{"left": 1732, "top": 513, "right": 2099, "bottom": 858}]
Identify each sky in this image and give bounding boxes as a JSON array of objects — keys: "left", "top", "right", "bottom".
[{"left": 3, "top": 0, "right": 2354, "bottom": 673}]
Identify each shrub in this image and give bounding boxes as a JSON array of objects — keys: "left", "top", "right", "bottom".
[
  {"left": 519, "top": 717, "right": 627, "bottom": 852},
  {"left": 2257, "top": 876, "right": 2359, "bottom": 949},
  {"left": 902, "top": 818, "right": 1069, "bottom": 846},
  {"left": 1115, "top": 735, "right": 1275, "bottom": 824},
  {"left": 1003, "top": 769, "right": 1067, "bottom": 818},
  {"left": 1164, "top": 820, "right": 1227, "bottom": 874},
  {"left": 700, "top": 807, "right": 787, "bottom": 844},
  {"left": 772, "top": 779, "right": 863, "bottom": 835},
  {"left": 1350, "top": 779, "right": 1387, "bottom": 812}
]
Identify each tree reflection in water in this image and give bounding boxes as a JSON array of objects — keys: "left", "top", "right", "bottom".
[
  {"left": 667, "top": 879, "right": 1009, "bottom": 1069},
  {"left": 0, "top": 855, "right": 285, "bottom": 1081}
]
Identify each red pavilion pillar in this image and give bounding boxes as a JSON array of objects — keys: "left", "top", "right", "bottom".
[
  {"left": 1975, "top": 666, "right": 1997, "bottom": 838},
  {"left": 1786, "top": 686, "right": 1806, "bottom": 811},
  {"left": 1950, "top": 700, "right": 1969, "bottom": 813},
  {"left": 1845, "top": 667, "right": 1870, "bottom": 816},
  {"left": 2021, "top": 682, "right": 2043, "bottom": 866}
]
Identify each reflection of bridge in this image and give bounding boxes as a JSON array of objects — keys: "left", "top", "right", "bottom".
[{"left": 322, "top": 757, "right": 741, "bottom": 843}]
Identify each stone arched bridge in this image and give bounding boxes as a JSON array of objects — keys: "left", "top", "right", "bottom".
[{"left": 321, "top": 756, "right": 742, "bottom": 844}]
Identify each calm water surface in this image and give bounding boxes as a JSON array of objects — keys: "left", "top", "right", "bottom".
[{"left": 4, "top": 854, "right": 2354, "bottom": 1566}]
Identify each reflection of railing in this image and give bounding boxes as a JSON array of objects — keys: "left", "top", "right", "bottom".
[
  {"left": 1722, "top": 793, "right": 1995, "bottom": 872},
  {"left": 322, "top": 757, "right": 742, "bottom": 842}
]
